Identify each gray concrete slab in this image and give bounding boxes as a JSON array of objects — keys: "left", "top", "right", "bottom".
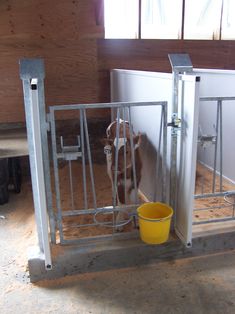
[{"left": 28, "top": 230, "right": 235, "bottom": 283}]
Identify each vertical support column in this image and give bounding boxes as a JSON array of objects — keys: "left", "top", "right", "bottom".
[
  {"left": 162, "top": 103, "right": 168, "bottom": 203},
  {"left": 168, "top": 54, "right": 193, "bottom": 212},
  {"left": 19, "top": 59, "right": 53, "bottom": 269}
]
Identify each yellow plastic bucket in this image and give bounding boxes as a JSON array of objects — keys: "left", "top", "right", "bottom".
[{"left": 137, "top": 202, "right": 173, "bottom": 244}]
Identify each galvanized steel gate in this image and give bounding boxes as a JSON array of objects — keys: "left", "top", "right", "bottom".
[
  {"left": 48, "top": 101, "right": 168, "bottom": 245},
  {"left": 194, "top": 96, "right": 235, "bottom": 226}
]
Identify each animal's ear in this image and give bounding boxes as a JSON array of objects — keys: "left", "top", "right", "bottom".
[{"left": 134, "top": 133, "right": 142, "bottom": 149}]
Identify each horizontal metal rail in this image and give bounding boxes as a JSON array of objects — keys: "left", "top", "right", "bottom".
[
  {"left": 64, "top": 219, "right": 131, "bottom": 229},
  {"left": 200, "top": 96, "right": 235, "bottom": 102},
  {"left": 62, "top": 204, "right": 139, "bottom": 217},
  {"left": 193, "top": 216, "right": 235, "bottom": 225},
  {"left": 195, "top": 191, "right": 235, "bottom": 199},
  {"left": 194, "top": 204, "right": 232, "bottom": 211},
  {"left": 49, "top": 101, "right": 167, "bottom": 111}
]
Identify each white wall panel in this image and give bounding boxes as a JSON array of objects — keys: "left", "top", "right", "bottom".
[
  {"left": 111, "top": 69, "right": 172, "bottom": 202},
  {"left": 194, "top": 69, "right": 235, "bottom": 183}
]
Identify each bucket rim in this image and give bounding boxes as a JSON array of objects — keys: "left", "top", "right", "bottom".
[{"left": 137, "top": 202, "right": 173, "bottom": 222}]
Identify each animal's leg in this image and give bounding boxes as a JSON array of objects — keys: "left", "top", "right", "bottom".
[
  {"left": 115, "top": 184, "right": 126, "bottom": 231},
  {"left": 138, "top": 189, "right": 150, "bottom": 203}
]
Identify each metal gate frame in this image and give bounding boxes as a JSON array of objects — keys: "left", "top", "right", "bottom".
[
  {"left": 19, "top": 58, "right": 169, "bottom": 257},
  {"left": 194, "top": 96, "right": 235, "bottom": 225},
  {"left": 48, "top": 101, "right": 168, "bottom": 245}
]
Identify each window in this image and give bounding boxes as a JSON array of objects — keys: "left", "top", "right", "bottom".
[
  {"left": 104, "top": 0, "right": 139, "bottom": 39},
  {"left": 184, "top": 0, "right": 222, "bottom": 40},
  {"left": 141, "top": 0, "right": 183, "bottom": 39},
  {"left": 104, "top": 0, "right": 235, "bottom": 40},
  {"left": 221, "top": 0, "right": 235, "bottom": 40}
]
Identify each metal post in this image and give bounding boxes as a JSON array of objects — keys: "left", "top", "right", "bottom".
[
  {"left": 219, "top": 100, "right": 223, "bottom": 191},
  {"left": 82, "top": 109, "right": 97, "bottom": 209},
  {"left": 113, "top": 108, "right": 121, "bottom": 209},
  {"left": 168, "top": 54, "right": 193, "bottom": 211},
  {"left": 80, "top": 111, "right": 88, "bottom": 209},
  {"left": 154, "top": 106, "right": 163, "bottom": 202},
  {"left": 162, "top": 103, "right": 168, "bottom": 203},
  {"left": 49, "top": 109, "right": 64, "bottom": 243},
  {"left": 122, "top": 107, "right": 127, "bottom": 204},
  {"left": 128, "top": 107, "right": 138, "bottom": 204},
  {"left": 19, "top": 59, "right": 52, "bottom": 269},
  {"left": 212, "top": 101, "right": 220, "bottom": 193}
]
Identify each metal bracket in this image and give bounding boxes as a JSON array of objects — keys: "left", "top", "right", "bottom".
[
  {"left": 168, "top": 54, "right": 193, "bottom": 73},
  {"left": 58, "top": 136, "right": 82, "bottom": 161},
  {"left": 167, "top": 113, "right": 181, "bottom": 135},
  {"left": 198, "top": 135, "right": 217, "bottom": 148}
]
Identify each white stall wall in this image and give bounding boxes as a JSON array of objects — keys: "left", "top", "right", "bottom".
[
  {"left": 111, "top": 69, "right": 173, "bottom": 202},
  {"left": 194, "top": 69, "right": 235, "bottom": 184}
]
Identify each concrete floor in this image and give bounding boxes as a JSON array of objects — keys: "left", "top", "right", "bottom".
[{"left": 1, "top": 178, "right": 235, "bottom": 313}]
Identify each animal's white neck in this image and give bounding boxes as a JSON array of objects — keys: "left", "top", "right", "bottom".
[{"left": 113, "top": 137, "right": 127, "bottom": 151}]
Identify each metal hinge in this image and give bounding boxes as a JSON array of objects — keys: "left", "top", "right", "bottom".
[{"left": 167, "top": 113, "right": 181, "bottom": 135}]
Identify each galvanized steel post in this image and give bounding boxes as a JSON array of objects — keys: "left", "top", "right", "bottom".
[{"left": 19, "top": 58, "right": 54, "bottom": 269}]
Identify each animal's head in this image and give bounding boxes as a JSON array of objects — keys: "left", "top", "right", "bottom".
[{"left": 107, "top": 133, "right": 142, "bottom": 173}]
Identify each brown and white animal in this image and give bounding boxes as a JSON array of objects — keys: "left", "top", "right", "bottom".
[{"left": 103, "top": 119, "right": 147, "bottom": 226}]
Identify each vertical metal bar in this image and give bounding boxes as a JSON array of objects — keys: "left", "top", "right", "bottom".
[
  {"left": 128, "top": 107, "right": 138, "bottom": 204},
  {"left": 162, "top": 103, "right": 168, "bottom": 203},
  {"left": 68, "top": 160, "right": 75, "bottom": 210},
  {"left": 123, "top": 107, "right": 127, "bottom": 203},
  {"left": 219, "top": 100, "right": 223, "bottom": 191},
  {"left": 80, "top": 110, "right": 88, "bottom": 209},
  {"left": 38, "top": 86, "right": 56, "bottom": 244},
  {"left": 50, "top": 109, "right": 64, "bottom": 243},
  {"left": 112, "top": 109, "right": 121, "bottom": 231},
  {"left": 154, "top": 106, "right": 163, "bottom": 201},
  {"left": 113, "top": 109, "right": 121, "bottom": 208},
  {"left": 212, "top": 101, "right": 220, "bottom": 193},
  {"left": 82, "top": 109, "right": 97, "bottom": 209},
  {"left": 170, "top": 71, "right": 179, "bottom": 210}
]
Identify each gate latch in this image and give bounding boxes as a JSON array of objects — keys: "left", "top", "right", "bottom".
[{"left": 167, "top": 113, "right": 181, "bottom": 135}]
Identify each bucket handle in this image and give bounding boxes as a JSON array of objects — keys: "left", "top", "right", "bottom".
[{"left": 138, "top": 214, "right": 173, "bottom": 223}]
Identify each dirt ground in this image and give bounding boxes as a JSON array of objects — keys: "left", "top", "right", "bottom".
[
  {"left": 55, "top": 161, "right": 136, "bottom": 241},
  {"left": 194, "top": 163, "right": 235, "bottom": 222},
  {"left": 1, "top": 160, "right": 234, "bottom": 246}
]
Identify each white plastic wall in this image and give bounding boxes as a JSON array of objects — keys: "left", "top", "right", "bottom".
[
  {"left": 111, "top": 69, "right": 173, "bottom": 201},
  {"left": 194, "top": 69, "right": 235, "bottom": 184}
]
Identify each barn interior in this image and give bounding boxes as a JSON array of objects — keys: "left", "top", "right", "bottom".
[{"left": 1, "top": 0, "right": 235, "bottom": 312}]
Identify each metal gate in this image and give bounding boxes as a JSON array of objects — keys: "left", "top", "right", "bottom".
[
  {"left": 194, "top": 96, "right": 235, "bottom": 226},
  {"left": 48, "top": 101, "right": 168, "bottom": 245}
]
